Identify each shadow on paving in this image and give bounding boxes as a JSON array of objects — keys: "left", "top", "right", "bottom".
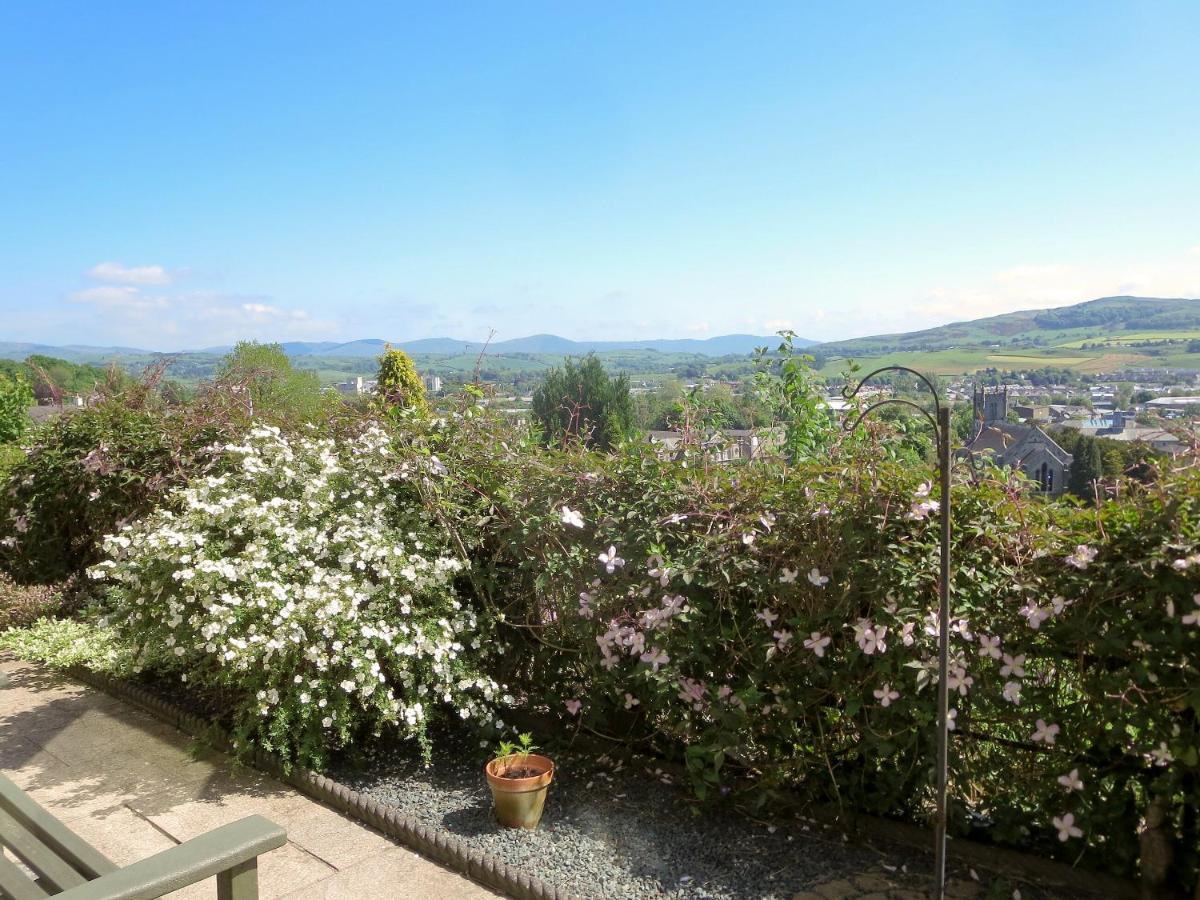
[{"left": 0, "top": 661, "right": 295, "bottom": 824}]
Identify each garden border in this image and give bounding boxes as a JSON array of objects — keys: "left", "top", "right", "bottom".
[
  {"left": 67, "top": 666, "right": 1139, "bottom": 900},
  {"left": 66, "top": 667, "right": 580, "bottom": 900}
]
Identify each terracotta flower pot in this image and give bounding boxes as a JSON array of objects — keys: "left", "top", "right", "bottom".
[{"left": 485, "top": 753, "right": 555, "bottom": 829}]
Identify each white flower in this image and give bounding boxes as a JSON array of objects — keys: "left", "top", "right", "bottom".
[
  {"left": 560, "top": 506, "right": 584, "bottom": 528},
  {"left": 340, "top": 679, "right": 356, "bottom": 693},
  {"left": 759, "top": 512, "right": 776, "bottom": 531},
  {"left": 756, "top": 608, "right": 779, "bottom": 627},
  {"left": 1002, "top": 681, "right": 1022, "bottom": 704},
  {"left": 1052, "top": 813, "right": 1083, "bottom": 842},
  {"left": 807, "top": 568, "right": 829, "bottom": 588},
  {"left": 1057, "top": 769, "right": 1084, "bottom": 792},
  {"left": 1149, "top": 742, "right": 1173, "bottom": 766},
  {"left": 946, "top": 666, "right": 974, "bottom": 696},
  {"left": 804, "top": 632, "right": 831, "bottom": 657},
  {"left": 1182, "top": 594, "right": 1200, "bottom": 626},
  {"left": 742, "top": 532, "right": 756, "bottom": 546},
  {"left": 946, "top": 708, "right": 958, "bottom": 731},
  {"left": 779, "top": 567, "right": 798, "bottom": 584},
  {"left": 598, "top": 545, "right": 625, "bottom": 574},
  {"left": 623, "top": 692, "right": 639, "bottom": 710},
  {"left": 1032, "top": 719, "right": 1060, "bottom": 745},
  {"left": 873, "top": 683, "right": 900, "bottom": 707},
  {"left": 321, "top": 716, "right": 333, "bottom": 728}
]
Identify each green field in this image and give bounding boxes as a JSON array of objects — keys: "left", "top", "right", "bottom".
[{"left": 818, "top": 346, "right": 1200, "bottom": 377}]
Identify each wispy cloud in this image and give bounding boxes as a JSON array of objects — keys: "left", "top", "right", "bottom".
[
  {"left": 68, "top": 285, "right": 169, "bottom": 311},
  {"left": 87, "top": 261, "right": 173, "bottom": 286}
]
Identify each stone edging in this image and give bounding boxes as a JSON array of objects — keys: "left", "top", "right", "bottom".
[{"left": 66, "top": 667, "right": 580, "bottom": 900}]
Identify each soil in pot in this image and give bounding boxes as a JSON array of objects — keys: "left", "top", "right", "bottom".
[{"left": 486, "top": 754, "right": 554, "bottom": 829}]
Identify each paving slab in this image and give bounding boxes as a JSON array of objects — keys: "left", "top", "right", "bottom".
[{"left": 0, "top": 656, "right": 501, "bottom": 899}]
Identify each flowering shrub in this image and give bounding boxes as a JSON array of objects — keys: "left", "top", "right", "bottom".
[
  {"left": 453, "top": 431, "right": 1200, "bottom": 885},
  {"left": 85, "top": 424, "right": 503, "bottom": 768}
]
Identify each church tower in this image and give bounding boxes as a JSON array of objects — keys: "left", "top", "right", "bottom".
[{"left": 974, "top": 385, "right": 1009, "bottom": 424}]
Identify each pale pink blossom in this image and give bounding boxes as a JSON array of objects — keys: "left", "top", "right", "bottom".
[
  {"left": 1052, "top": 813, "right": 1083, "bottom": 841},
  {"left": 1066, "top": 545, "right": 1098, "bottom": 570},
  {"left": 1002, "top": 681, "right": 1022, "bottom": 704},
  {"left": 624, "top": 692, "right": 640, "bottom": 710},
  {"left": 1032, "top": 719, "right": 1060, "bottom": 745},
  {"left": 779, "top": 567, "right": 798, "bottom": 584},
  {"left": 756, "top": 608, "right": 779, "bottom": 627},
  {"left": 804, "top": 632, "right": 831, "bottom": 657},
  {"left": 873, "top": 683, "right": 900, "bottom": 707},
  {"left": 1000, "top": 653, "right": 1026, "bottom": 679},
  {"left": 807, "top": 568, "right": 829, "bottom": 588},
  {"left": 773, "top": 629, "right": 793, "bottom": 649},
  {"left": 1183, "top": 594, "right": 1200, "bottom": 626},
  {"left": 640, "top": 646, "right": 670, "bottom": 671},
  {"left": 978, "top": 635, "right": 1002, "bottom": 659},
  {"left": 598, "top": 545, "right": 625, "bottom": 574},
  {"left": 565, "top": 699, "right": 582, "bottom": 716},
  {"left": 1149, "top": 742, "right": 1173, "bottom": 766},
  {"left": 1057, "top": 769, "right": 1084, "bottom": 791},
  {"left": 947, "top": 666, "right": 974, "bottom": 696}
]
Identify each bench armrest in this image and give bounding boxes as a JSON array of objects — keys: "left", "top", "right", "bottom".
[{"left": 53, "top": 815, "right": 286, "bottom": 900}]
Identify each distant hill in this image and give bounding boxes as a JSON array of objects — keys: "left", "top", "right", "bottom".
[{"left": 815, "top": 296, "right": 1200, "bottom": 356}]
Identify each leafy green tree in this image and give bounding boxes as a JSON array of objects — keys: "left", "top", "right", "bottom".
[
  {"left": 0, "top": 373, "right": 34, "bottom": 443},
  {"left": 532, "top": 354, "right": 633, "bottom": 451},
  {"left": 751, "top": 332, "right": 834, "bottom": 461},
  {"left": 213, "top": 342, "right": 329, "bottom": 423},
  {"left": 374, "top": 346, "right": 429, "bottom": 414},
  {"left": 1067, "top": 436, "right": 1103, "bottom": 500}
]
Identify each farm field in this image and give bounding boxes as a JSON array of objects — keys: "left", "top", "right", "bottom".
[{"left": 818, "top": 345, "right": 1200, "bottom": 376}]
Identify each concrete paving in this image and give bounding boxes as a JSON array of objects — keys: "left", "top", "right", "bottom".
[{"left": 0, "top": 656, "right": 500, "bottom": 899}]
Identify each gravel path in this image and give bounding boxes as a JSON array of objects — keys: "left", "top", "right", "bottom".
[{"left": 333, "top": 727, "right": 1083, "bottom": 900}]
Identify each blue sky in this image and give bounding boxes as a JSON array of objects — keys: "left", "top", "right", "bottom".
[{"left": 2, "top": 1, "right": 1198, "bottom": 350}]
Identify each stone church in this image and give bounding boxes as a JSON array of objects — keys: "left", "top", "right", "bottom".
[{"left": 964, "top": 387, "right": 1073, "bottom": 495}]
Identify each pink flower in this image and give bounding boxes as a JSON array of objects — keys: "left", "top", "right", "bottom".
[
  {"left": 1000, "top": 653, "right": 1026, "bottom": 679},
  {"left": 978, "top": 635, "right": 1001, "bottom": 659},
  {"left": 1057, "top": 769, "right": 1083, "bottom": 791},
  {"left": 773, "top": 629, "right": 793, "bottom": 649},
  {"left": 1002, "top": 681, "right": 1022, "bottom": 704},
  {"left": 946, "top": 666, "right": 974, "bottom": 696},
  {"left": 804, "top": 632, "right": 831, "bottom": 657},
  {"left": 623, "top": 692, "right": 640, "bottom": 710},
  {"left": 873, "top": 683, "right": 900, "bottom": 707},
  {"left": 677, "top": 677, "right": 707, "bottom": 709},
  {"left": 598, "top": 546, "right": 625, "bottom": 574},
  {"left": 756, "top": 608, "right": 779, "bottom": 626},
  {"left": 1032, "top": 719, "right": 1060, "bottom": 745},
  {"left": 1052, "top": 813, "right": 1083, "bottom": 842},
  {"left": 640, "top": 646, "right": 670, "bottom": 671},
  {"left": 565, "top": 699, "right": 582, "bottom": 716},
  {"left": 1066, "top": 545, "right": 1098, "bottom": 570},
  {"left": 1183, "top": 594, "right": 1200, "bottom": 626},
  {"left": 1019, "top": 602, "right": 1050, "bottom": 630}
]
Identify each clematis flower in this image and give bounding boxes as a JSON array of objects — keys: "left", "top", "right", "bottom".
[
  {"left": 560, "top": 506, "right": 584, "bottom": 528},
  {"left": 1019, "top": 602, "right": 1050, "bottom": 630},
  {"left": 759, "top": 512, "right": 776, "bottom": 531},
  {"left": 623, "top": 692, "right": 639, "bottom": 710},
  {"left": 742, "top": 532, "right": 756, "bottom": 546},
  {"left": 807, "top": 568, "right": 829, "bottom": 588},
  {"left": 1058, "top": 769, "right": 1084, "bottom": 791},
  {"left": 640, "top": 646, "right": 670, "bottom": 671},
  {"left": 677, "top": 677, "right": 707, "bottom": 709},
  {"left": 1002, "top": 681, "right": 1022, "bottom": 704},
  {"left": 1182, "top": 594, "right": 1200, "bottom": 626},
  {"left": 1149, "top": 742, "right": 1173, "bottom": 766},
  {"left": 1066, "top": 545, "right": 1098, "bottom": 570},
  {"left": 804, "top": 632, "right": 831, "bottom": 657},
  {"left": 1052, "top": 813, "right": 1083, "bottom": 842},
  {"left": 946, "top": 666, "right": 974, "bottom": 696},
  {"left": 1032, "top": 719, "right": 1060, "bottom": 745},
  {"left": 756, "top": 608, "right": 779, "bottom": 626},
  {"left": 978, "top": 635, "right": 1001, "bottom": 659},
  {"left": 598, "top": 545, "right": 625, "bottom": 574},
  {"left": 1000, "top": 653, "right": 1026, "bottom": 679},
  {"left": 873, "top": 683, "right": 900, "bottom": 707},
  {"left": 779, "top": 567, "right": 798, "bottom": 584},
  {"left": 565, "top": 699, "right": 582, "bottom": 716},
  {"left": 773, "top": 629, "right": 793, "bottom": 649},
  {"left": 946, "top": 708, "right": 958, "bottom": 731}
]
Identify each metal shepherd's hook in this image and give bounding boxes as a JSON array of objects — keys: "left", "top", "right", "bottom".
[{"left": 841, "top": 366, "right": 952, "bottom": 900}]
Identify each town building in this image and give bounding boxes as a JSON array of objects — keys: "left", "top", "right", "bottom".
[{"left": 964, "top": 387, "right": 1073, "bottom": 496}]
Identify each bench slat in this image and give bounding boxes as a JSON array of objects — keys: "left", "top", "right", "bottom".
[
  {"left": 0, "top": 808, "right": 88, "bottom": 892},
  {"left": 0, "top": 851, "right": 51, "bottom": 900},
  {"left": 0, "top": 776, "right": 115, "bottom": 880}
]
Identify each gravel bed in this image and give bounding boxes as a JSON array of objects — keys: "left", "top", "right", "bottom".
[{"left": 333, "top": 726, "right": 1078, "bottom": 900}]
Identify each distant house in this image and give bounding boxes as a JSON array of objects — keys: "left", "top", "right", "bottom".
[
  {"left": 331, "top": 377, "right": 379, "bottom": 396},
  {"left": 421, "top": 374, "right": 443, "bottom": 393},
  {"left": 646, "top": 427, "right": 783, "bottom": 464},
  {"left": 965, "top": 387, "right": 1073, "bottom": 496}
]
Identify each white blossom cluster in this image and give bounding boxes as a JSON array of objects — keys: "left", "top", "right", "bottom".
[{"left": 87, "top": 424, "right": 502, "bottom": 762}]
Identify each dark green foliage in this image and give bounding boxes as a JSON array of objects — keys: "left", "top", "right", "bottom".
[
  {"left": 1067, "top": 437, "right": 1103, "bottom": 499},
  {"left": 532, "top": 354, "right": 633, "bottom": 450}
]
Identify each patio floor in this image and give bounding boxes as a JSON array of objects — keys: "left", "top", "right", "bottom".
[{"left": 0, "top": 656, "right": 499, "bottom": 899}]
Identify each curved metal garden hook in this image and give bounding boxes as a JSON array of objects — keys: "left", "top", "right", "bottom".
[{"left": 841, "top": 364, "right": 953, "bottom": 900}]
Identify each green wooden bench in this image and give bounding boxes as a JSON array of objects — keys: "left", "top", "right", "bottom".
[{"left": 0, "top": 774, "right": 286, "bottom": 900}]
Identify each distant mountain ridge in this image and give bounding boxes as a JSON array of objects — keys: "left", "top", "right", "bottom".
[
  {"left": 2, "top": 333, "right": 802, "bottom": 363},
  {"left": 814, "top": 296, "right": 1200, "bottom": 355}
]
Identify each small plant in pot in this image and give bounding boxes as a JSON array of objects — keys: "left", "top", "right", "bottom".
[{"left": 485, "top": 732, "right": 555, "bottom": 829}]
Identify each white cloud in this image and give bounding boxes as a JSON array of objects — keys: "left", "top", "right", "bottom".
[
  {"left": 686, "top": 321, "right": 711, "bottom": 333},
  {"left": 87, "top": 261, "right": 173, "bottom": 286},
  {"left": 763, "top": 318, "right": 794, "bottom": 332},
  {"left": 68, "top": 285, "right": 168, "bottom": 312},
  {"left": 1188, "top": 245, "right": 1200, "bottom": 257}
]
